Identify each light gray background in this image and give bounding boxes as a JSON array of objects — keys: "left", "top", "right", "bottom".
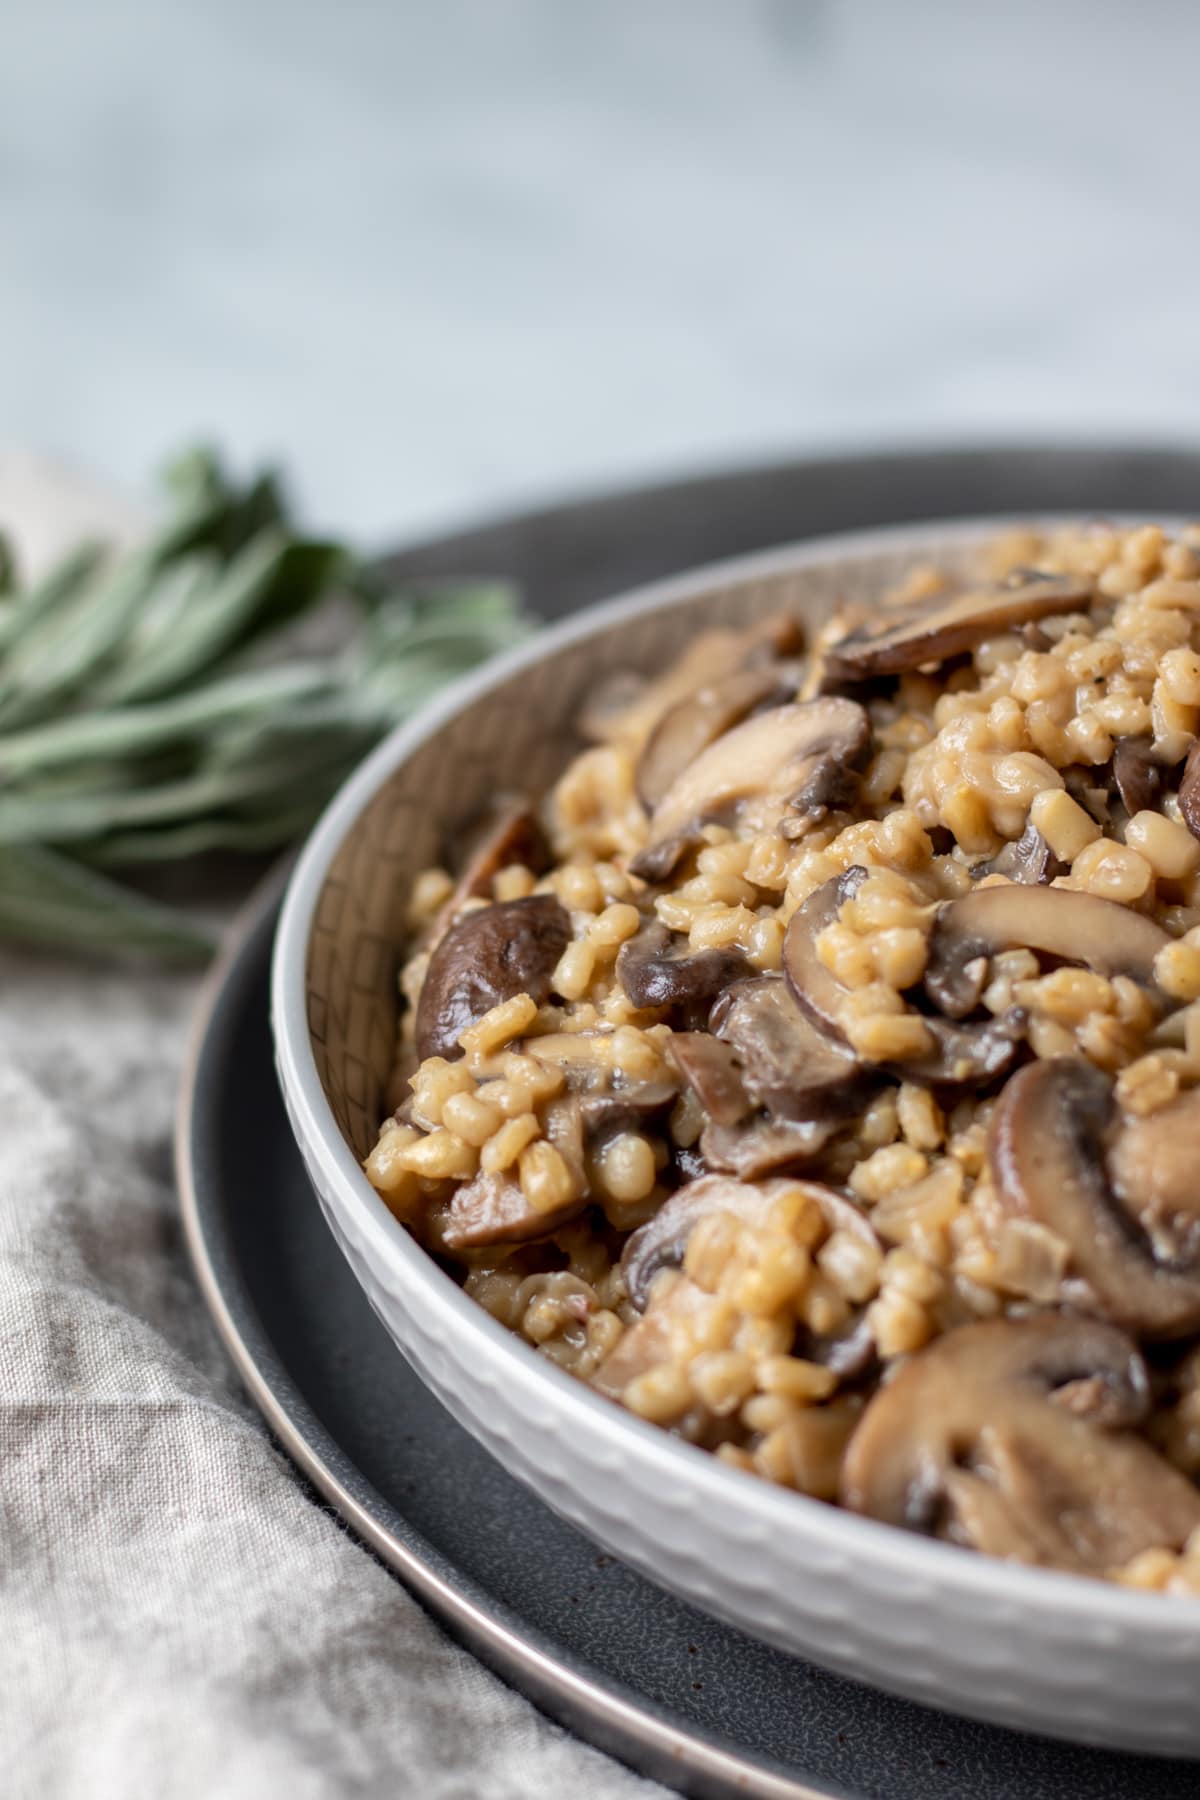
[{"left": 4, "top": 0, "right": 1200, "bottom": 544}]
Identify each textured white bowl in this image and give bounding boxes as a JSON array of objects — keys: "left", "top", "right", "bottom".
[{"left": 272, "top": 519, "right": 1200, "bottom": 1758}]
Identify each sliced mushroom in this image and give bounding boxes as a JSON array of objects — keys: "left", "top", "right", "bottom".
[
  {"left": 710, "top": 975, "right": 870, "bottom": 1121},
  {"left": 840, "top": 1313, "right": 1200, "bottom": 1573},
  {"left": 580, "top": 616, "right": 805, "bottom": 752},
  {"left": 517, "top": 1033, "right": 679, "bottom": 1148},
  {"left": 517, "top": 1031, "right": 678, "bottom": 1136},
  {"left": 821, "top": 570, "right": 1094, "bottom": 685},
  {"left": 908, "top": 1012, "right": 1029, "bottom": 1088},
  {"left": 784, "top": 755, "right": 863, "bottom": 821},
  {"left": 1112, "top": 736, "right": 1166, "bottom": 820},
  {"left": 616, "top": 921, "right": 750, "bottom": 1018},
  {"left": 631, "top": 698, "right": 870, "bottom": 884},
  {"left": 1180, "top": 741, "right": 1200, "bottom": 841},
  {"left": 990, "top": 1058, "right": 1200, "bottom": 1338},
  {"left": 426, "top": 1168, "right": 585, "bottom": 1254},
  {"left": 636, "top": 665, "right": 798, "bottom": 812},
  {"left": 415, "top": 894, "right": 571, "bottom": 1061},
  {"left": 971, "top": 819, "right": 1065, "bottom": 886},
  {"left": 428, "top": 797, "right": 550, "bottom": 945},
  {"left": 781, "top": 866, "right": 870, "bottom": 1041},
  {"left": 621, "top": 1174, "right": 875, "bottom": 1311},
  {"left": 782, "top": 868, "right": 1025, "bottom": 1089},
  {"left": 699, "top": 1112, "right": 840, "bottom": 1180},
  {"left": 578, "top": 1080, "right": 679, "bottom": 1138},
  {"left": 665, "top": 1033, "right": 751, "bottom": 1127},
  {"left": 924, "top": 884, "right": 1169, "bottom": 1019},
  {"left": 621, "top": 1174, "right": 777, "bottom": 1309}
]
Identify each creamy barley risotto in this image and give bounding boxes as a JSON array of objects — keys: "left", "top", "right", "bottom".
[{"left": 366, "top": 521, "right": 1200, "bottom": 1592}]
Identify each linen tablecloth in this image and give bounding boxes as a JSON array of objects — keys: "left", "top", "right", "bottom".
[{"left": 0, "top": 457, "right": 663, "bottom": 1800}]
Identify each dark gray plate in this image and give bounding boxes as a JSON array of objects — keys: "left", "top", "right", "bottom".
[{"left": 179, "top": 448, "right": 1200, "bottom": 1800}]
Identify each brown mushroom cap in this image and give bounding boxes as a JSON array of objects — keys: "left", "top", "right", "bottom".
[
  {"left": 821, "top": 570, "right": 1094, "bottom": 685},
  {"left": 990, "top": 1057, "right": 1200, "bottom": 1338},
  {"left": 664, "top": 980, "right": 869, "bottom": 1178},
  {"left": 631, "top": 698, "right": 870, "bottom": 884},
  {"left": 840, "top": 1313, "right": 1200, "bottom": 1573},
  {"left": 616, "top": 921, "right": 750, "bottom": 1019},
  {"left": 621, "top": 1173, "right": 876, "bottom": 1312},
  {"left": 700, "top": 1112, "right": 840, "bottom": 1180},
  {"left": 710, "top": 975, "right": 870, "bottom": 1121},
  {"left": 665, "top": 1033, "right": 750, "bottom": 1127},
  {"left": 924, "top": 884, "right": 1170, "bottom": 1020},
  {"left": 415, "top": 894, "right": 570, "bottom": 1061},
  {"left": 1112, "top": 736, "right": 1166, "bottom": 819},
  {"left": 782, "top": 868, "right": 1025, "bottom": 1089},
  {"left": 781, "top": 866, "right": 871, "bottom": 1040}
]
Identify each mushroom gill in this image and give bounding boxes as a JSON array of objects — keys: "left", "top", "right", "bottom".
[
  {"left": 616, "top": 920, "right": 750, "bottom": 1022},
  {"left": 989, "top": 1057, "right": 1200, "bottom": 1338},
  {"left": 841, "top": 1313, "right": 1200, "bottom": 1573},
  {"left": 631, "top": 697, "right": 870, "bottom": 884},
  {"left": 924, "top": 883, "right": 1169, "bottom": 1020}
]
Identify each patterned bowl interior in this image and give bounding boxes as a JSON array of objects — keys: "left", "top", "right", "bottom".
[{"left": 306, "top": 532, "right": 989, "bottom": 1161}]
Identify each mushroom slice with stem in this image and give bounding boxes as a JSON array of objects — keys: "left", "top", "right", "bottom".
[
  {"left": 820, "top": 570, "right": 1095, "bottom": 685},
  {"left": 616, "top": 920, "right": 750, "bottom": 1020},
  {"left": 840, "top": 1313, "right": 1200, "bottom": 1573},
  {"left": 630, "top": 698, "right": 870, "bottom": 884},
  {"left": 924, "top": 884, "right": 1169, "bottom": 1019},
  {"left": 664, "top": 1007, "right": 853, "bottom": 1177},
  {"left": 635, "top": 665, "right": 800, "bottom": 812},
  {"left": 709, "top": 975, "right": 872, "bottom": 1121},
  {"left": 415, "top": 893, "right": 570, "bottom": 1061},
  {"left": 989, "top": 1057, "right": 1200, "bottom": 1338},
  {"left": 782, "top": 868, "right": 1025, "bottom": 1090}
]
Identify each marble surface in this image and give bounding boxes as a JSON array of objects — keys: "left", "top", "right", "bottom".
[{"left": 3, "top": 0, "right": 1199, "bottom": 546}]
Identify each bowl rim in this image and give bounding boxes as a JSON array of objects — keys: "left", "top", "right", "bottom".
[{"left": 272, "top": 514, "right": 1200, "bottom": 1632}]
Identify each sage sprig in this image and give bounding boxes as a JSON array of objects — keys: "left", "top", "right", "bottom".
[{"left": 0, "top": 450, "right": 530, "bottom": 960}]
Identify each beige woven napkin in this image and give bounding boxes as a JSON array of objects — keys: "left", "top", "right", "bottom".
[{"left": 0, "top": 457, "right": 664, "bottom": 1800}]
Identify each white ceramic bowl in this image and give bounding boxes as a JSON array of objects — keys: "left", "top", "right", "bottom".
[{"left": 272, "top": 519, "right": 1200, "bottom": 1759}]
